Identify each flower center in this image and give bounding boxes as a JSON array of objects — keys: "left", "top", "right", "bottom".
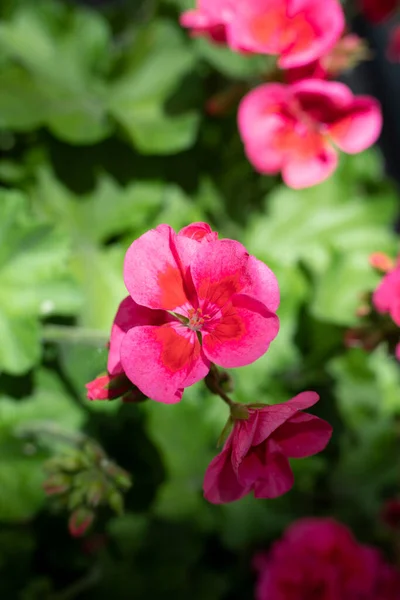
[{"left": 187, "top": 307, "right": 210, "bottom": 331}]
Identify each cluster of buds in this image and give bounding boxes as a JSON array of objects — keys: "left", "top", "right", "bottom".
[{"left": 43, "top": 440, "right": 131, "bottom": 537}]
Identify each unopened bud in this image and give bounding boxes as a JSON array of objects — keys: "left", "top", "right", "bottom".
[
  {"left": 369, "top": 252, "right": 394, "bottom": 273},
  {"left": 108, "top": 490, "right": 124, "bottom": 515},
  {"left": 43, "top": 474, "right": 70, "bottom": 496},
  {"left": 86, "top": 480, "right": 106, "bottom": 508},
  {"left": 69, "top": 508, "right": 94, "bottom": 538}
]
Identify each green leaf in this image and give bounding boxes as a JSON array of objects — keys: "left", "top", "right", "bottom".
[
  {"left": 144, "top": 386, "right": 227, "bottom": 524},
  {"left": 311, "top": 253, "right": 381, "bottom": 325},
  {"left": 329, "top": 347, "right": 400, "bottom": 427},
  {"left": 0, "top": 369, "right": 85, "bottom": 521},
  {"left": 245, "top": 153, "right": 397, "bottom": 273},
  {"left": 0, "top": 0, "right": 110, "bottom": 143},
  {"left": 0, "top": 190, "right": 81, "bottom": 374},
  {"left": 109, "top": 21, "right": 199, "bottom": 154}
]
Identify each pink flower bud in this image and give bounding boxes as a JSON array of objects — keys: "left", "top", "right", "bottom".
[{"left": 68, "top": 508, "right": 94, "bottom": 538}]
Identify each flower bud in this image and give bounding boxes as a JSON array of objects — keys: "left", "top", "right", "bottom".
[{"left": 69, "top": 508, "right": 94, "bottom": 538}]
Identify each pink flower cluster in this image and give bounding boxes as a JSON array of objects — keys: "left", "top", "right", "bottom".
[
  {"left": 86, "top": 223, "right": 332, "bottom": 503},
  {"left": 181, "top": 0, "right": 383, "bottom": 188},
  {"left": 254, "top": 518, "right": 400, "bottom": 599},
  {"left": 372, "top": 256, "right": 400, "bottom": 360}
]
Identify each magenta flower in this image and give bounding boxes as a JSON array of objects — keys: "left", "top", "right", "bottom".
[
  {"left": 238, "top": 79, "right": 382, "bottom": 189},
  {"left": 112, "top": 223, "right": 279, "bottom": 404},
  {"left": 180, "top": 0, "right": 233, "bottom": 45},
  {"left": 372, "top": 261, "right": 400, "bottom": 359},
  {"left": 181, "top": 0, "right": 344, "bottom": 68},
  {"left": 203, "top": 392, "right": 332, "bottom": 504},
  {"left": 373, "top": 263, "right": 400, "bottom": 327},
  {"left": 254, "top": 518, "right": 400, "bottom": 600}
]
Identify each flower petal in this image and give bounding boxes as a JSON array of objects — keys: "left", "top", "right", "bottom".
[
  {"left": 120, "top": 322, "right": 209, "bottom": 403},
  {"left": 242, "top": 256, "right": 280, "bottom": 312},
  {"left": 328, "top": 97, "right": 382, "bottom": 154},
  {"left": 282, "top": 143, "right": 338, "bottom": 189},
  {"left": 124, "top": 224, "right": 194, "bottom": 311},
  {"left": 252, "top": 392, "right": 321, "bottom": 445},
  {"left": 178, "top": 222, "right": 218, "bottom": 242},
  {"left": 191, "top": 239, "right": 251, "bottom": 308},
  {"left": 253, "top": 441, "right": 294, "bottom": 499},
  {"left": 108, "top": 296, "right": 170, "bottom": 376},
  {"left": 230, "top": 412, "right": 261, "bottom": 471},
  {"left": 203, "top": 447, "right": 250, "bottom": 504},
  {"left": 272, "top": 412, "right": 332, "bottom": 458},
  {"left": 202, "top": 294, "right": 279, "bottom": 368}
]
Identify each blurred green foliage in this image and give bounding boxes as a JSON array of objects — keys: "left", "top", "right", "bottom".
[{"left": 0, "top": 0, "right": 400, "bottom": 598}]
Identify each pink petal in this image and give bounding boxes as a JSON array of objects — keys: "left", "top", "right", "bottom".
[
  {"left": 292, "top": 78, "right": 354, "bottom": 109},
  {"left": 120, "top": 322, "right": 209, "bottom": 403},
  {"left": 107, "top": 296, "right": 170, "bottom": 376},
  {"left": 123, "top": 224, "right": 195, "bottom": 311},
  {"left": 329, "top": 97, "right": 382, "bottom": 154},
  {"left": 238, "top": 84, "right": 289, "bottom": 146},
  {"left": 252, "top": 392, "right": 321, "bottom": 445},
  {"left": 272, "top": 412, "right": 332, "bottom": 458},
  {"left": 230, "top": 412, "right": 260, "bottom": 470},
  {"left": 190, "top": 239, "right": 250, "bottom": 307},
  {"left": 242, "top": 255, "right": 280, "bottom": 312},
  {"left": 253, "top": 441, "right": 295, "bottom": 499},
  {"left": 243, "top": 139, "right": 284, "bottom": 175},
  {"left": 203, "top": 447, "right": 250, "bottom": 504},
  {"left": 178, "top": 222, "right": 218, "bottom": 242},
  {"left": 228, "top": 0, "right": 344, "bottom": 69},
  {"left": 278, "top": 0, "right": 345, "bottom": 69},
  {"left": 282, "top": 144, "right": 338, "bottom": 189},
  {"left": 202, "top": 294, "right": 280, "bottom": 368}
]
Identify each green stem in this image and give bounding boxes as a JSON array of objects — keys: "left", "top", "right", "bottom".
[{"left": 207, "top": 365, "right": 236, "bottom": 408}]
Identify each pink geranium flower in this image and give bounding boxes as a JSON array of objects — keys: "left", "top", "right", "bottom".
[
  {"left": 373, "top": 263, "right": 400, "bottom": 327},
  {"left": 254, "top": 518, "right": 400, "bottom": 600},
  {"left": 372, "top": 261, "right": 400, "bottom": 359},
  {"left": 114, "top": 223, "right": 279, "bottom": 404},
  {"left": 238, "top": 79, "right": 382, "bottom": 189},
  {"left": 203, "top": 392, "right": 332, "bottom": 503},
  {"left": 179, "top": 0, "right": 233, "bottom": 44},
  {"left": 181, "top": 0, "right": 344, "bottom": 68}
]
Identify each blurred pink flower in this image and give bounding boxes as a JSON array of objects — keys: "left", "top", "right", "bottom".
[
  {"left": 203, "top": 392, "right": 332, "bottom": 503},
  {"left": 115, "top": 223, "right": 279, "bottom": 404},
  {"left": 181, "top": 0, "right": 344, "bottom": 68},
  {"left": 238, "top": 80, "right": 382, "bottom": 189},
  {"left": 373, "top": 263, "right": 400, "bottom": 327},
  {"left": 180, "top": 0, "right": 233, "bottom": 44},
  {"left": 254, "top": 518, "right": 400, "bottom": 600},
  {"left": 360, "top": 0, "right": 398, "bottom": 23}
]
